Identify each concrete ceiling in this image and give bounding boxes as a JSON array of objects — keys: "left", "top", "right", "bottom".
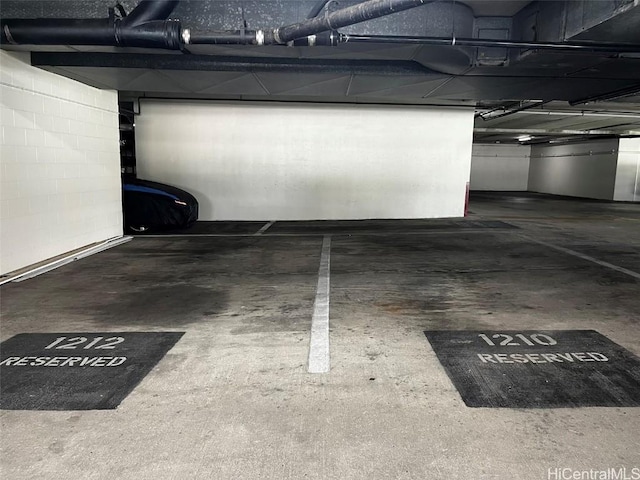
[
  {"left": 461, "top": 0, "right": 532, "bottom": 16},
  {"left": 2, "top": 0, "right": 639, "bottom": 144}
]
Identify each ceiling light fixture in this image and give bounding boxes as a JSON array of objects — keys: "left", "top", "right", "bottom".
[{"left": 517, "top": 135, "right": 533, "bottom": 142}]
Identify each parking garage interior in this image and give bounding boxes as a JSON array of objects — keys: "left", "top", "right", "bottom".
[{"left": 1, "top": 1, "right": 639, "bottom": 479}]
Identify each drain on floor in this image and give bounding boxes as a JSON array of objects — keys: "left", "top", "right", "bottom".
[
  {"left": 425, "top": 330, "right": 640, "bottom": 408},
  {"left": 0, "top": 332, "right": 184, "bottom": 410}
]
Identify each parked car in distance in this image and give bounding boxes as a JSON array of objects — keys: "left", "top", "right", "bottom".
[{"left": 123, "top": 178, "right": 198, "bottom": 233}]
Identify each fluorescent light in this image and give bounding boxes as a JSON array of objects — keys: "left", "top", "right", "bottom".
[{"left": 517, "top": 135, "right": 533, "bottom": 142}]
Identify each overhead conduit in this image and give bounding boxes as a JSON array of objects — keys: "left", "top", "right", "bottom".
[
  {"left": 186, "top": 0, "right": 434, "bottom": 46},
  {"left": 1, "top": 0, "right": 182, "bottom": 50},
  {"left": 2, "top": 0, "right": 640, "bottom": 54}
]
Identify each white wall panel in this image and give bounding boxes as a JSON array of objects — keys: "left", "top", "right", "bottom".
[
  {"left": 614, "top": 138, "right": 640, "bottom": 202},
  {"left": 136, "top": 101, "right": 474, "bottom": 220},
  {"left": 528, "top": 139, "right": 619, "bottom": 200},
  {"left": 470, "top": 144, "right": 530, "bottom": 191},
  {"left": 0, "top": 51, "right": 122, "bottom": 275}
]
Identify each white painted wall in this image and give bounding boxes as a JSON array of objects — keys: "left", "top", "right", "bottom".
[
  {"left": 0, "top": 51, "right": 122, "bottom": 275},
  {"left": 470, "top": 144, "right": 530, "bottom": 191},
  {"left": 136, "top": 101, "right": 474, "bottom": 220},
  {"left": 614, "top": 138, "right": 640, "bottom": 202},
  {"left": 528, "top": 139, "right": 619, "bottom": 200}
]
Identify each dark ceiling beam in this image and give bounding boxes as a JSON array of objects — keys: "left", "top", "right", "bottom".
[
  {"left": 569, "top": 84, "right": 640, "bottom": 106},
  {"left": 30, "top": 52, "right": 437, "bottom": 76}
]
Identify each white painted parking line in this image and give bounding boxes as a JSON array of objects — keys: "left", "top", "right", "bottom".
[
  {"left": 521, "top": 235, "right": 640, "bottom": 281},
  {"left": 308, "top": 235, "right": 332, "bottom": 374},
  {"left": 254, "top": 221, "right": 275, "bottom": 236},
  {"left": 135, "top": 229, "right": 509, "bottom": 238}
]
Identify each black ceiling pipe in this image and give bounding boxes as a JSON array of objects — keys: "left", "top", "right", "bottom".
[
  {"left": 188, "top": 30, "right": 260, "bottom": 45},
  {"left": 187, "top": 0, "right": 432, "bottom": 46},
  {"left": 1, "top": 0, "right": 182, "bottom": 50},
  {"left": 342, "top": 34, "right": 640, "bottom": 54},
  {"left": 121, "top": 0, "right": 179, "bottom": 28},
  {"left": 1, "top": 18, "right": 182, "bottom": 49},
  {"left": 2, "top": 19, "right": 113, "bottom": 45},
  {"left": 117, "top": 20, "right": 182, "bottom": 49},
  {"left": 270, "top": 0, "right": 430, "bottom": 44},
  {"left": 188, "top": 29, "right": 341, "bottom": 47}
]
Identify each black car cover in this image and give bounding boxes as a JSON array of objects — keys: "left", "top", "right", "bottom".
[{"left": 123, "top": 178, "right": 198, "bottom": 231}]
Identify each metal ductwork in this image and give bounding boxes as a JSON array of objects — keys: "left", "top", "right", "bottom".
[
  {"left": 510, "top": 0, "right": 640, "bottom": 66},
  {"left": 1, "top": 0, "right": 182, "bottom": 50}
]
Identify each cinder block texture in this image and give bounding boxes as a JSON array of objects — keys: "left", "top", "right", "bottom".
[
  {"left": 136, "top": 100, "right": 474, "bottom": 220},
  {"left": 1, "top": 51, "right": 122, "bottom": 274},
  {"left": 470, "top": 144, "right": 531, "bottom": 191}
]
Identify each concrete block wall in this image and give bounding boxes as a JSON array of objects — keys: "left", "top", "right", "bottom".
[
  {"left": 0, "top": 51, "right": 122, "bottom": 275},
  {"left": 136, "top": 101, "right": 474, "bottom": 220},
  {"left": 528, "top": 139, "right": 619, "bottom": 200},
  {"left": 470, "top": 144, "right": 531, "bottom": 191},
  {"left": 614, "top": 138, "right": 640, "bottom": 202},
  {"left": 470, "top": 139, "right": 640, "bottom": 202}
]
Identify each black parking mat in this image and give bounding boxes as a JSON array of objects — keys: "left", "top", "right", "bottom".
[
  {"left": 0, "top": 332, "right": 184, "bottom": 410},
  {"left": 424, "top": 330, "right": 640, "bottom": 408}
]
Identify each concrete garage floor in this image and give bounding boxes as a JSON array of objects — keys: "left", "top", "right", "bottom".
[{"left": 1, "top": 192, "right": 639, "bottom": 480}]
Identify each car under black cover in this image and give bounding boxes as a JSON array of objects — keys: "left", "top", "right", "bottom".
[{"left": 123, "top": 178, "right": 198, "bottom": 232}]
